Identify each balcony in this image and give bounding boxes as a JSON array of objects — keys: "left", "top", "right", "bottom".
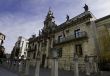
[{"left": 54, "top": 31, "right": 88, "bottom": 45}]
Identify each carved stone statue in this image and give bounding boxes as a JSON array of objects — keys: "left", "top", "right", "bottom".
[
  {"left": 66, "top": 14, "right": 69, "bottom": 21},
  {"left": 83, "top": 4, "right": 89, "bottom": 11}
]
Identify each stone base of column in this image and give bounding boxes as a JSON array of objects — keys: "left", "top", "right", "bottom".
[
  {"left": 35, "top": 59, "right": 40, "bottom": 76},
  {"left": 51, "top": 59, "right": 58, "bottom": 76}
]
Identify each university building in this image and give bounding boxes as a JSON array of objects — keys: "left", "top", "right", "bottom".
[{"left": 25, "top": 5, "right": 110, "bottom": 71}]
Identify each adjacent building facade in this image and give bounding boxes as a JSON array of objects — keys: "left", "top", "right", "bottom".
[
  {"left": 10, "top": 36, "right": 28, "bottom": 59},
  {"left": 0, "top": 32, "right": 5, "bottom": 58},
  {"left": 95, "top": 15, "right": 110, "bottom": 69}
]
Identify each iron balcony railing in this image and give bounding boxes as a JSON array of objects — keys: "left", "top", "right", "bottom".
[{"left": 54, "top": 31, "right": 88, "bottom": 45}]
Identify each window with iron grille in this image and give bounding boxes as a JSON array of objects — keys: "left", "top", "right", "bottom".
[{"left": 75, "top": 44, "right": 83, "bottom": 56}]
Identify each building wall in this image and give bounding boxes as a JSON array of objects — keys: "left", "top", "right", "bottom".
[
  {"left": 96, "top": 17, "right": 110, "bottom": 63},
  {"left": 53, "top": 19, "right": 96, "bottom": 71},
  {"left": 19, "top": 37, "right": 28, "bottom": 59},
  {"left": 27, "top": 10, "right": 110, "bottom": 71},
  {"left": 0, "top": 33, "right": 5, "bottom": 58},
  {"left": 0, "top": 33, "right": 5, "bottom": 45},
  {"left": 11, "top": 36, "right": 28, "bottom": 59}
]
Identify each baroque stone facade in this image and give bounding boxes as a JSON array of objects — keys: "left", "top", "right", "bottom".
[{"left": 27, "top": 7, "right": 110, "bottom": 71}]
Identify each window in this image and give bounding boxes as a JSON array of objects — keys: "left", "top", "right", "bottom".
[
  {"left": 22, "top": 41, "right": 24, "bottom": 47},
  {"left": 21, "top": 41, "right": 24, "bottom": 49},
  {"left": 58, "top": 35, "right": 62, "bottom": 42},
  {"left": 35, "top": 45, "right": 37, "bottom": 50},
  {"left": 74, "top": 29, "right": 80, "bottom": 38},
  {"left": 33, "top": 52, "right": 36, "bottom": 59},
  {"left": 58, "top": 48, "right": 62, "bottom": 57},
  {"left": 75, "top": 44, "right": 83, "bottom": 56}
]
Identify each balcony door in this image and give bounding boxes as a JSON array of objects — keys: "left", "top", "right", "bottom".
[
  {"left": 74, "top": 29, "right": 80, "bottom": 38},
  {"left": 58, "top": 35, "right": 62, "bottom": 42}
]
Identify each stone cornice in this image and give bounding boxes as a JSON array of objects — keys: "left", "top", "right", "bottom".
[
  {"left": 54, "top": 11, "right": 92, "bottom": 33},
  {"left": 95, "top": 15, "right": 110, "bottom": 23}
]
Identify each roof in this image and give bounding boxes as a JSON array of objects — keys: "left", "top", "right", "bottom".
[
  {"left": 0, "top": 32, "right": 5, "bottom": 36},
  {"left": 95, "top": 15, "right": 110, "bottom": 23},
  {"left": 28, "top": 11, "right": 94, "bottom": 43},
  {"left": 28, "top": 36, "right": 40, "bottom": 43},
  {"left": 55, "top": 11, "right": 93, "bottom": 32}
]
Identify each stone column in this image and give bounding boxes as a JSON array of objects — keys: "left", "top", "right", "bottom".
[
  {"left": 51, "top": 48, "right": 59, "bottom": 76},
  {"left": 90, "top": 21, "right": 100, "bottom": 72},
  {"left": 25, "top": 59, "right": 30, "bottom": 76},
  {"left": 9, "top": 60, "right": 12, "bottom": 69},
  {"left": 8, "top": 59, "right": 11, "bottom": 69},
  {"left": 11, "top": 60, "right": 14, "bottom": 70},
  {"left": 19, "top": 60, "right": 23, "bottom": 72},
  {"left": 84, "top": 55, "right": 90, "bottom": 76},
  {"left": 35, "top": 58, "right": 40, "bottom": 76},
  {"left": 34, "top": 41, "right": 41, "bottom": 76},
  {"left": 73, "top": 54, "right": 79, "bottom": 76},
  {"left": 51, "top": 37, "right": 54, "bottom": 76},
  {"left": 45, "top": 39, "right": 50, "bottom": 68},
  {"left": 93, "top": 57, "right": 98, "bottom": 73},
  {"left": 51, "top": 58, "right": 58, "bottom": 76},
  {"left": 14, "top": 60, "right": 18, "bottom": 71}
]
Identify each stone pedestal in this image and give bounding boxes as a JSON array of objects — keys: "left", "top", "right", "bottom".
[
  {"left": 84, "top": 55, "right": 90, "bottom": 76},
  {"left": 35, "top": 58, "right": 40, "bottom": 76},
  {"left": 85, "top": 62, "right": 90, "bottom": 75},
  {"left": 73, "top": 53, "right": 79, "bottom": 76},
  {"left": 19, "top": 61, "right": 23, "bottom": 72},
  {"left": 25, "top": 59, "right": 30, "bottom": 76},
  {"left": 51, "top": 58, "right": 58, "bottom": 76}
]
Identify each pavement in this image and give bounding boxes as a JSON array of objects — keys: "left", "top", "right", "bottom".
[
  {"left": 0, "top": 64, "right": 110, "bottom": 76},
  {"left": 0, "top": 66, "right": 18, "bottom": 76}
]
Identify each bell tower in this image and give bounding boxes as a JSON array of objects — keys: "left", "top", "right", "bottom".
[{"left": 44, "top": 8, "right": 55, "bottom": 29}]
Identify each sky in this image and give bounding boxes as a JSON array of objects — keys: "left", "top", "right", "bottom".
[{"left": 0, "top": 0, "right": 110, "bottom": 54}]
